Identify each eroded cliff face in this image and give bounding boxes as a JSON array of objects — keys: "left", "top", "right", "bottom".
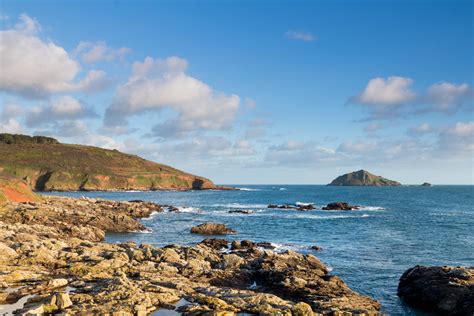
[
  {"left": 0, "top": 172, "right": 41, "bottom": 204},
  {"left": 0, "top": 134, "right": 216, "bottom": 191},
  {"left": 17, "top": 169, "right": 215, "bottom": 192}
]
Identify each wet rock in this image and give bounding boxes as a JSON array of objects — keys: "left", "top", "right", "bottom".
[
  {"left": 199, "top": 238, "right": 229, "bottom": 250},
  {"left": 398, "top": 265, "right": 474, "bottom": 315},
  {"left": 190, "top": 223, "right": 236, "bottom": 235},
  {"left": 267, "top": 203, "right": 315, "bottom": 211},
  {"left": 310, "top": 245, "right": 322, "bottom": 251},
  {"left": 322, "top": 201, "right": 359, "bottom": 210},
  {"left": 256, "top": 242, "right": 275, "bottom": 249}
]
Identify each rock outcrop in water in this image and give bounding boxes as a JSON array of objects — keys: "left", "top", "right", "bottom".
[
  {"left": 398, "top": 265, "right": 474, "bottom": 315},
  {"left": 190, "top": 222, "right": 236, "bottom": 235},
  {"left": 328, "top": 170, "right": 401, "bottom": 186},
  {"left": 0, "top": 195, "right": 381, "bottom": 314},
  {"left": 421, "top": 182, "right": 432, "bottom": 186},
  {"left": 0, "top": 133, "right": 219, "bottom": 191},
  {"left": 322, "top": 202, "right": 360, "bottom": 211}
]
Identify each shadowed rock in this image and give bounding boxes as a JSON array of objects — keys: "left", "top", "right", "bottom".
[{"left": 398, "top": 265, "right": 474, "bottom": 315}]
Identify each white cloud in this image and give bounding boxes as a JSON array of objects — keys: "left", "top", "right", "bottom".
[
  {"left": 25, "top": 96, "right": 96, "bottom": 127},
  {"left": 105, "top": 56, "right": 240, "bottom": 136},
  {"left": 0, "top": 118, "right": 23, "bottom": 133},
  {"left": 74, "top": 41, "right": 131, "bottom": 63},
  {"left": 285, "top": 30, "right": 316, "bottom": 42},
  {"left": 0, "top": 14, "right": 108, "bottom": 98},
  {"left": 426, "top": 82, "right": 472, "bottom": 112},
  {"left": 353, "top": 76, "right": 416, "bottom": 108}
]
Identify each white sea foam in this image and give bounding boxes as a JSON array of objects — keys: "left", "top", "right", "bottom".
[
  {"left": 358, "top": 206, "right": 385, "bottom": 211},
  {"left": 177, "top": 206, "right": 202, "bottom": 213},
  {"left": 142, "top": 211, "right": 160, "bottom": 221},
  {"left": 295, "top": 201, "right": 314, "bottom": 206},
  {"left": 211, "top": 203, "right": 267, "bottom": 209},
  {"left": 279, "top": 188, "right": 287, "bottom": 191},
  {"left": 236, "top": 187, "right": 261, "bottom": 191}
]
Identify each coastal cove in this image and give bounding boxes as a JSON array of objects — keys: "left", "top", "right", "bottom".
[{"left": 45, "top": 185, "right": 474, "bottom": 315}]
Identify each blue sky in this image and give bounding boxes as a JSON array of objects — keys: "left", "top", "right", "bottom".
[{"left": 0, "top": 0, "right": 473, "bottom": 184}]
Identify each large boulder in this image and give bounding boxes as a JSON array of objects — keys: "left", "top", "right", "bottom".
[
  {"left": 398, "top": 265, "right": 474, "bottom": 315},
  {"left": 190, "top": 223, "right": 236, "bottom": 235}
]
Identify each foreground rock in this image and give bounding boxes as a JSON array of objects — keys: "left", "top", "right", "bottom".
[
  {"left": 0, "top": 196, "right": 381, "bottom": 315},
  {"left": 328, "top": 169, "right": 401, "bottom": 186},
  {"left": 322, "top": 202, "right": 360, "bottom": 211},
  {"left": 398, "top": 265, "right": 474, "bottom": 315},
  {"left": 190, "top": 222, "right": 236, "bottom": 235}
]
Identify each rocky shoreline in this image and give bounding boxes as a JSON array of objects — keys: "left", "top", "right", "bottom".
[{"left": 0, "top": 196, "right": 382, "bottom": 315}]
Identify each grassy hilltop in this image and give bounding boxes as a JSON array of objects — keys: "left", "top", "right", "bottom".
[{"left": 0, "top": 134, "right": 216, "bottom": 191}]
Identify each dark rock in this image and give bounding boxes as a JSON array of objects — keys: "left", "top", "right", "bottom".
[
  {"left": 322, "top": 202, "right": 359, "bottom": 211},
  {"left": 199, "top": 238, "right": 229, "bottom": 250},
  {"left": 231, "top": 240, "right": 256, "bottom": 250},
  {"left": 421, "top": 182, "right": 432, "bottom": 187},
  {"left": 190, "top": 222, "right": 236, "bottom": 235},
  {"left": 256, "top": 242, "right": 275, "bottom": 249},
  {"left": 267, "top": 204, "right": 315, "bottom": 211},
  {"left": 311, "top": 245, "right": 323, "bottom": 251},
  {"left": 398, "top": 265, "right": 474, "bottom": 316},
  {"left": 228, "top": 210, "right": 253, "bottom": 214}
]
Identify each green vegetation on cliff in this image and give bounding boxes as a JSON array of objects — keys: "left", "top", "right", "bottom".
[
  {"left": 0, "top": 133, "right": 215, "bottom": 191},
  {"left": 328, "top": 170, "right": 401, "bottom": 186}
]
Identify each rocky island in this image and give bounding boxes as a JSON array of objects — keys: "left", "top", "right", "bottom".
[
  {"left": 328, "top": 170, "right": 401, "bottom": 186},
  {"left": 0, "top": 133, "right": 219, "bottom": 191},
  {"left": 0, "top": 175, "right": 382, "bottom": 315}
]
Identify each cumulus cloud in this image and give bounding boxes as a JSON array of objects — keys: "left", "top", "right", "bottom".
[
  {"left": 351, "top": 76, "right": 416, "bottom": 117},
  {"left": 74, "top": 41, "right": 131, "bottom": 63},
  {"left": 426, "top": 82, "right": 472, "bottom": 112},
  {"left": 104, "top": 56, "right": 240, "bottom": 136},
  {"left": 285, "top": 30, "right": 316, "bottom": 42},
  {"left": 0, "top": 14, "right": 108, "bottom": 98},
  {"left": 25, "top": 96, "right": 96, "bottom": 127},
  {"left": 351, "top": 77, "right": 472, "bottom": 119}
]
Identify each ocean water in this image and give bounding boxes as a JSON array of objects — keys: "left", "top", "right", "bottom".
[{"left": 45, "top": 185, "right": 474, "bottom": 315}]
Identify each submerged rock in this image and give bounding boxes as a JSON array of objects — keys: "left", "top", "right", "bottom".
[
  {"left": 190, "top": 222, "right": 236, "bottom": 235},
  {"left": 398, "top": 265, "right": 474, "bottom": 315},
  {"left": 322, "top": 201, "right": 359, "bottom": 210}
]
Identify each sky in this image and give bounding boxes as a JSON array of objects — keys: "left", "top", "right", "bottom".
[{"left": 0, "top": 0, "right": 473, "bottom": 184}]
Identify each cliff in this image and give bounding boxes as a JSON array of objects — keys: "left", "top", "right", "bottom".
[
  {"left": 328, "top": 170, "right": 401, "bottom": 186},
  {"left": 0, "top": 171, "right": 40, "bottom": 204},
  {"left": 0, "top": 133, "right": 216, "bottom": 191}
]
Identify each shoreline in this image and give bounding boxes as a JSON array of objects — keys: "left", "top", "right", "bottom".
[{"left": 0, "top": 196, "right": 381, "bottom": 315}]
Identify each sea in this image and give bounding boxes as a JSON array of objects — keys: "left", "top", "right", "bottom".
[{"left": 45, "top": 185, "right": 474, "bottom": 315}]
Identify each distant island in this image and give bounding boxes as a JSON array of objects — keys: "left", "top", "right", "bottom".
[
  {"left": 0, "top": 133, "right": 218, "bottom": 191},
  {"left": 328, "top": 170, "right": 401, "bottom": 186}
]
